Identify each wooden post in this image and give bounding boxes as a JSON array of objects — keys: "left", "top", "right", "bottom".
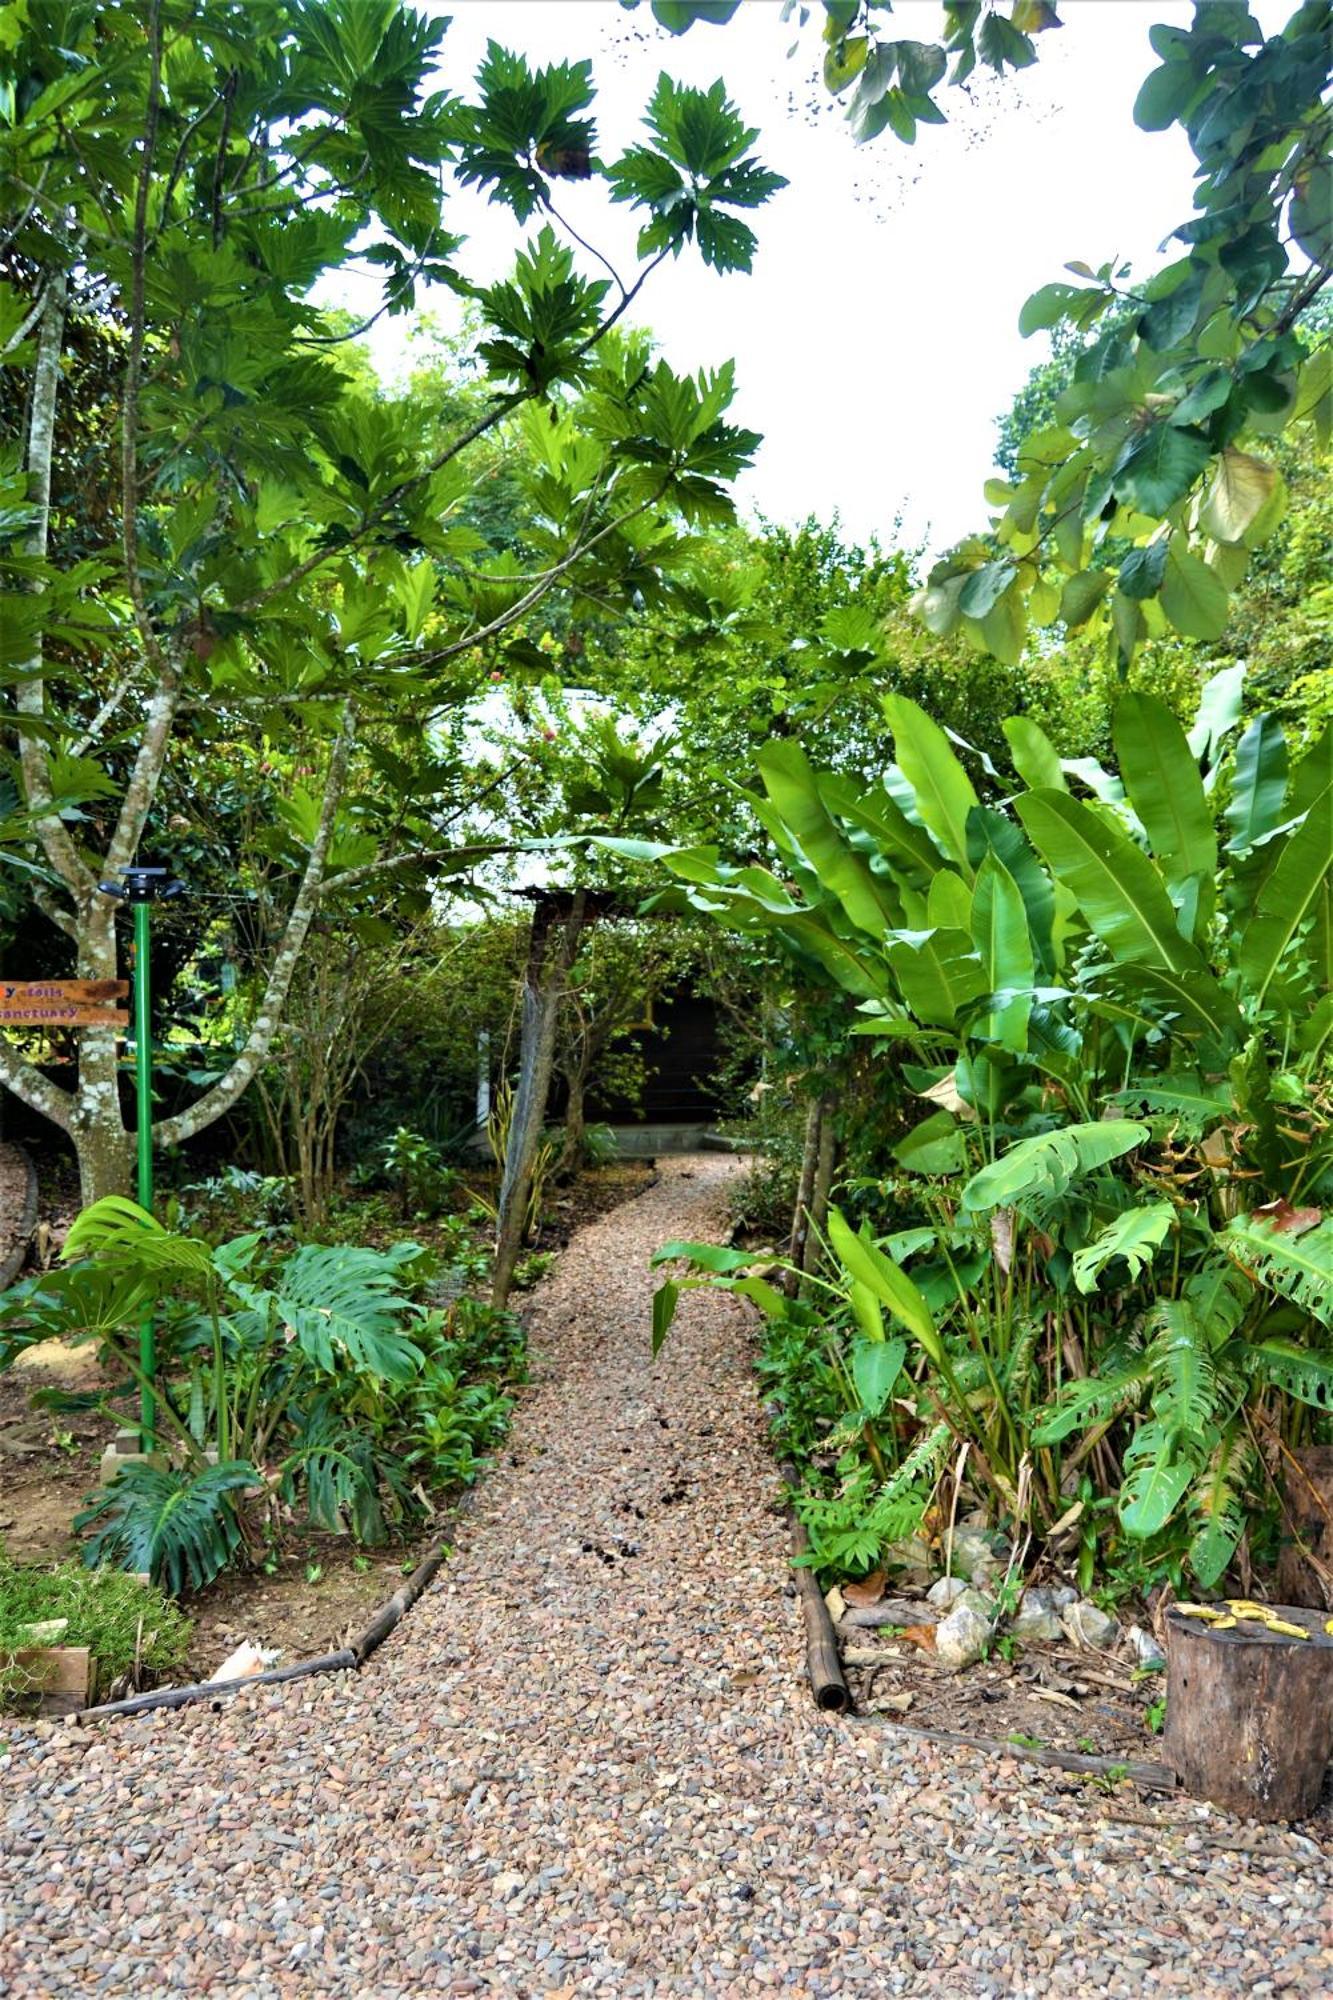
[
  {"left": 785, "top": 1095, "right": 823, "bottom": 1292},
  {"left": 1163, "top": 1603, "right": 1333, "bottom": 1820},
  {"left": 492, "top": 891, "right": 588, "bottom": 1308}
]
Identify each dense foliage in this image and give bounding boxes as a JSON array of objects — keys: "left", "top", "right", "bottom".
[
  {"left": 652, "top": 673, "right": 1333, "bottom": 1591},
  {"left": 0, "top": 1198, "right": 524, "bottom": 1590}
]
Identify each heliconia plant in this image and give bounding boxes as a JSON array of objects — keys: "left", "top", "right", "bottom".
[{"left": 645, "top": 668, "right": 1333, "bottom": 1586}]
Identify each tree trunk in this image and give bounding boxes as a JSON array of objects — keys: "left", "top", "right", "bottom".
[
  {"left": 802, "top": 1094, "right": 838, "bottom": 1287},
  {"left": 785, "top": 1094, "right": 825, "bottom": 1293},
  {"left": 1162, "top": 1603, "right": 1333, "bottom": 1820},
  {"left": 492, "top": 894, "right": 588, "bottom": 1308},
  {"left": 68, "top": 893, "right": 132, "bottom": 1204},
  {"left": 1277, "top": 1446, "right": 1333, "bottom": 1610},
  {"left": 559, "top": 1065, "right": 588, "bottom": 1180}
]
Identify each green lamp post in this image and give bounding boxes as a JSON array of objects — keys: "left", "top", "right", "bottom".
[{"left": 99, "top": 864, "right": 181, "bottom": 1450}]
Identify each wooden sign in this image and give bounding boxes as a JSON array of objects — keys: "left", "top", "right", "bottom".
[{"left": 0, "top": 980, "right": 130, "bottom": 1029}]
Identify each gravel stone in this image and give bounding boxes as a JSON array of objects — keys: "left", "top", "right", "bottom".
[{"left": 1, "top": 1157, "right": 1330, "bottom": 1997}]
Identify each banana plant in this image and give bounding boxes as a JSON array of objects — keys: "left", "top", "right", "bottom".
[{"left": 646, "top": 668, "right": 1333, "bottom": 1586}]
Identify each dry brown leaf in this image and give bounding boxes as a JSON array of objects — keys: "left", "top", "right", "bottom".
[
  {"left": 843, "top": 1569, "right": 887, "bottom": 1608},
  {"left": 900, "top": 1624, "right": 937, "bottom": 1652},
  {"left": 1253, "top": 1198, "right": 1322, "bottom": 1236},
  {"left": 990, "top": 1208, "right": 1015, "bottom": 1276}
]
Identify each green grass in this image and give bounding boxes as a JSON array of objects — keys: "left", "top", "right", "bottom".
[{"left": 0, "top": 1548, "right": 193, "bottom": 1710}]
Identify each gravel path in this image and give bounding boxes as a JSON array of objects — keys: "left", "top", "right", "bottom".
[{"left": 3, "top": 1156, "right": 1331, "bottom": 1998}]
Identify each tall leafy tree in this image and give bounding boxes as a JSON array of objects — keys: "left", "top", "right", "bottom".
[
  {"left": 920, "top": 3, "right": 1332, "bottom": 667},
  {"left": 0, "top": 0, "right": 780, "bottom": 1196}
]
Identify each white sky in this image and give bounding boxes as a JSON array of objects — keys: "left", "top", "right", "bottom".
[{"left": 340, "top": 0, "right": 1273, "bottom": 560}]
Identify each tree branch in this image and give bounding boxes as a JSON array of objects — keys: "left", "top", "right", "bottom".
[
  {"left": 16, "top": 271, "right": 94, "bottom": 903},
  {"left": 0, "top": 1039, "right": 74, "bottom": 1131},
  {"left": 152, "top": 703, "right": 356, "bottom": 1148},
  {"left": 411, "top": 481, "right": 672, "bottom": 669}
]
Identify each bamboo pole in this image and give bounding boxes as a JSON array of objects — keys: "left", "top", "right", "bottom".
[{"left": 782, "top": 1463, "right": 850, "bottom": 1714}]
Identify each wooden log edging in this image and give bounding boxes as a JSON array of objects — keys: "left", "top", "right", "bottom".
[
  {"left": 781, "top": 1463, "right": 851, "bottom": 1715},
  {"left": 70, "top": 1517, "right": 464, "bottom": 1727},
  {"left": 853, "top": 1712, "right": 1179, "bottom": 1791}
]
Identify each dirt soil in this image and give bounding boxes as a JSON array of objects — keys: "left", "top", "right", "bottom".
[
  {"left": 841, "top": 1628, "right": 1164, "bottom": 1766},
  {"left": 0, "top": 1161, "right": 656, "bottom": 1688}
]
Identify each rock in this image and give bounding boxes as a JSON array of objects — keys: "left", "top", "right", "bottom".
[
  {"left": 1061, "top": 1600, "right": 1119, "bottom": 1650},
  {"left": 955, "top": 1586, "right": 996, "bottom": 1618},
  {"left": 1051, "top": 1584, "right": 1078, "bottom": 1609},
  {"left": 934, "top": 1600, "right": 991, "bottom": 1671},
  {"left": 926, "top": 1576, "right": 967, "bottom": 1610},
  {"left": 823, "top": 1585, "right": 846, "bottom": 1625},
  {"left": 948, "top": 1527, "right": 1009, "bottom": 1581},
  {"left": 1128, "top": 1622, "right": 1165, "bottom": 1667},
  {"left": 882, "top": 1536, "right": 932, "bottom": 1585},
  {"left": 16, "top": 1619, "right": 68, "bottom": 1646},
  {"left": 1009, "top": 1588, "right": 1063, "bottom": 1643}
]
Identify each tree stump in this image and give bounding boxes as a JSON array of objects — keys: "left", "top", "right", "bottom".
[{"left": 1163, "top": 1604, "right": 1333, "bottom": 1821}]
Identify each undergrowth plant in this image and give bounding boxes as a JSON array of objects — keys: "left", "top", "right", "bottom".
[
  {"left": 0, "top": 1549, "right": 192, "bottom": 1709},
  {"left": 648, "top": 670, "right": 1333, "bottom": 1591},
  {"left": 0, "top": 1202, "right": 525, "bottom": 1594}
]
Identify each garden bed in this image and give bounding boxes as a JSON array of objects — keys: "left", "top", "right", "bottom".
[
  {"left": 0, "top": 1160, "right": 657, "bottom": 1694},
  {"left": 841, "top": 1630, "right": 1164, "bottom": 1771}
]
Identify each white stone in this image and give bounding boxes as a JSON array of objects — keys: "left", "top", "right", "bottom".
[
  {"left": 934, "top": 1600, "right": 991, "bottom": 1671},
  {"left": 1061, "top": 1600, "right": 1119, "bottom": 1650},
  {"left": 1009, "top": 1588, "right": 1063, "bottom": 1643},
  {"left": 926, "top": 1576, "right": 967, "bottom": 1610},
  {"left": 1128, "top": 1622, "right": 1165, "bottom": 1667}
]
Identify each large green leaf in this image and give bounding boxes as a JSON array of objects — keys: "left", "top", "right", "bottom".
[
  {"left": 1031, "top": 1350, "right": 1153, "bottom": 1444},
  {"left": 1112, "top": 691, "right": 1216, "bottom": 897},
  {"left": 1236, "top": 780, "right": 1333, "bottom": 1006},
  {"left": 1120, "top": 1440, "right": 1193, "bottom": 1539},
  {"left": 828, "top": 1208, "right": 941, "bottom": 1361},
  {"left": 967, "top": 806, "right": 1057, "bottom": 978},
  {"left": 1186, "top": 663, "right": 1246, "bottom": 764},
  {"left": 825, "top": 776, "right": 946, "bottom": 883},
  {"left": 1016, "top": 788, "right": 1206, "bottom": 973},
  {"left": 63, "top": 1197, "right": 215, "bottom": 1282},
  {"left": 1224, "top": 1212, "right": 1333, "bottom": 1330},
  {"left": 1003, "top": 715, "right": 1065, "bottom": 792},
  {"left": 1244, "top": 1338, "right": 1333, "bottom": 1414},
  {"left": 1072, "top": 1201, "right": 1176, "bottom": 1294},
  {"left": 1114, "top": 423, "right": 1211, "bottom": 515},
  {"left": 1224, "top": 713, "right": 1288, "bottom": 853},
  {"left": 1159, "top": 542, "right": 1229, "bottom": 641},
  {"left": 883, "top": 693, "right": 980, "bottom": 873},
  {"left": 961, "top": 1120, "right": 1147, "bottom": 1214},
  {"left": 971, "top": 854, "right": 1034, "bottom": 1051},
  {"left": 757, "top": 741, "right": 896, "bottom": 939},
  {"left": 886, "top": 927, "right": 987, "bottom": 1027},
  {"left": 851, "top": 1337, "right": 907, "bottom": 1417},
  {"left": 74, "top": 1460, "right": 258, "bottom": 1594},
  {"left": 230, "top": 1244, "right": 425, "bottom": 1385}
]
